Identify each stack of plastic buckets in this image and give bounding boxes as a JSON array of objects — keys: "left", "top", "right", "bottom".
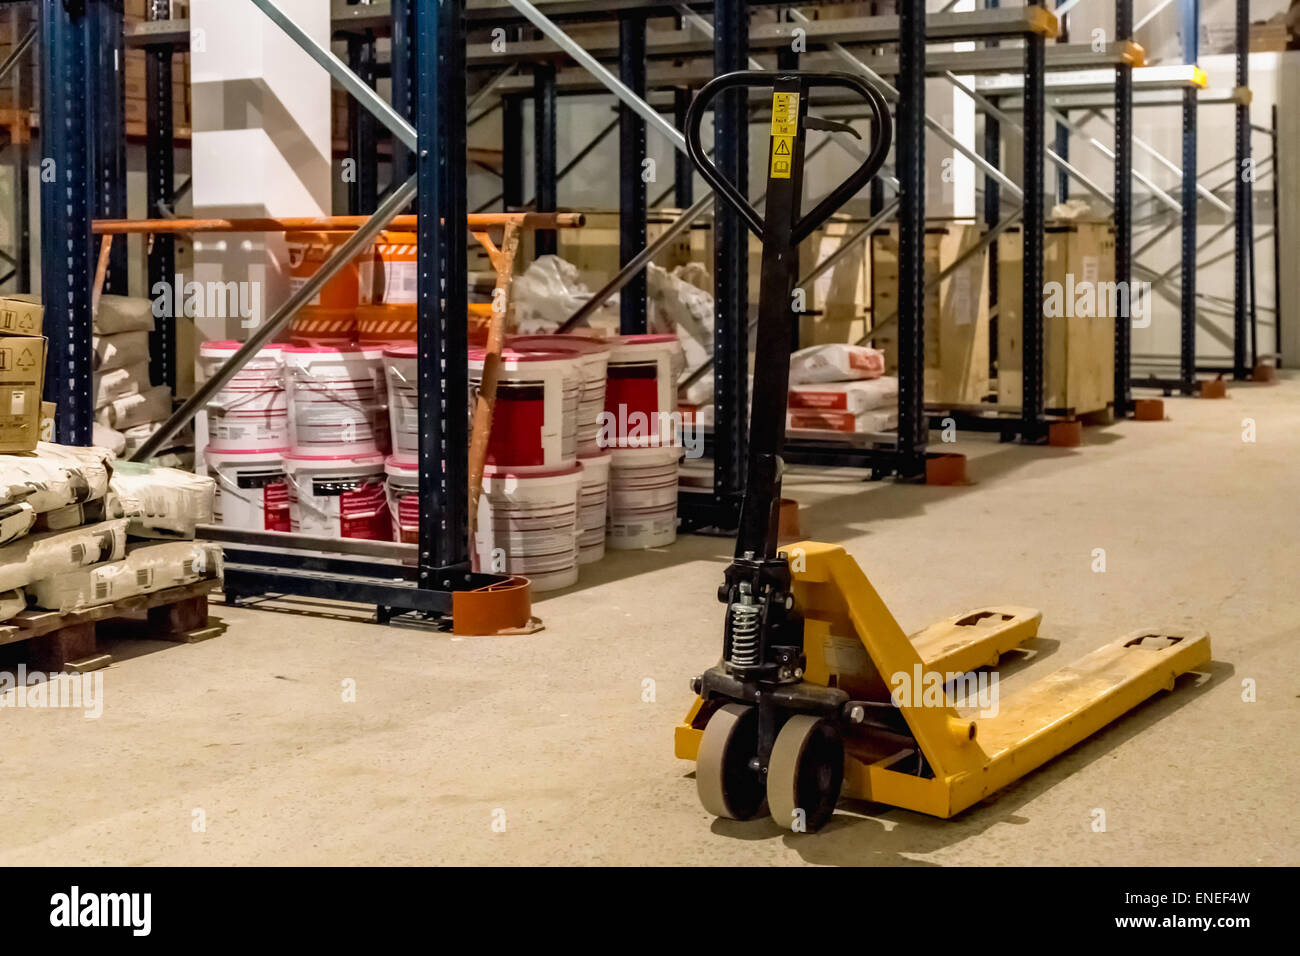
[
  {"left": 381, "top": 345, "right": 420, "bottom": 544},
  {"left": 198, "top": 341, "right": 291, "bottom": 532},
  {"left": 286, "top": 232, "right": 375, "bottom": 347},
  {"left": 283, "top": 346, "right": 390, "bottom": 540},
  {"left": 357, "top": 231, "right": 419, "bottom": 349},
  {"left": 471, "top": 346, "right": 584, "bottom": 591},
  {"left": 508, "top": 334, "right": 612, "bottom": 565},
  {"left": 602, "top": 334, "right": 685, "bottom": 550}
]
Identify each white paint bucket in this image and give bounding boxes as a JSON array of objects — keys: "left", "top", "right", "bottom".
[
  {"left": 603, "top": 333, "right": 685, "bottom": 448},
  {"left": 384, "top": 455, "right": 420, "bottom": 544},
  {"left": 382, "top": 344, "right": 418, "bottom": 461},
  {"left": 283, "top": 452, "right": 391, "bottom": 540},
  {"left": 203, "top": 447, "right": 291, "bottom": 532},
  {"left": 508, "top": 334, "right": 611, "bottom": 456},
  {"left": 476, "top": 463, "right": 583, "bottom": 592},
  {"left": 470, "top": 347, "right": 581, "bottom": 471},
  {"left": 607, "top": 443, "right": 682, "bottom": 549},
  {"left": 576, "top": 451, "right": 611, "bottom": 565},
  {"left": 284, "top": 346, "right": 383, "bottom": 456},
  {"left": 199, "top": 341, "right": 288, "bottom": 452}
]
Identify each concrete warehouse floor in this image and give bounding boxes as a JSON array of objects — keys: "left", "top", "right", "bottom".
[{"left": 3, "top": 376, "right": 1297, "bottom": 867}]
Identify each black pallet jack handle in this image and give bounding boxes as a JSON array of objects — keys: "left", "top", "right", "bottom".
[
  {"left": 685, "top": 71, "right": 892, "bottom": 247},
  {"left": 684, "top": 71, "right": 893, "bottom": 562}
]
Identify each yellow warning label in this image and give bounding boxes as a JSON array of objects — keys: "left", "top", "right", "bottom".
[
  {"left": 769, "top": 92, "right": 799, "bottom": 179},
  {"left": 770, "top": 92, "right": 800, "bottom": 136}
]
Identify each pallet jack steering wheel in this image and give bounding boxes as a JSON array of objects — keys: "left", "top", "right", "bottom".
[{"left": 683, "top": 72, "right": 893, "bottom": 830}]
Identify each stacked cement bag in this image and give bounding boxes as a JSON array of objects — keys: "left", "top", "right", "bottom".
[
  {"left": 93, "top": 296, "right": 188, "bottom": 460},
  {"left": 0, "top": 441, "right": 220, "bottom": 622},
  {"left": 786, "top": 344, "right": 897, "bottom": 434}
]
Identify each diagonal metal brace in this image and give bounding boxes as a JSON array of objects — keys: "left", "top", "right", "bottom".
[{"left": 249, "top": 0, "right": 417, "bottom": 152}]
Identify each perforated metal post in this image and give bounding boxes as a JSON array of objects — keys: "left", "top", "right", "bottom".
[
  {"left": 896, "top": 0, "right": 928, "bottom": 470},
  {"left": 533, "top": 63, "right": 558, "bottom": 257},
  {"left": 346, "top": 29, "right": 380, "bottom": 214},
  {"left": 417, "top": 0, "right": 470, "bottom": 577},
  {"left": 41, "top": 0, "right": 95, "bottom": 445},
  {"left": 618, "top": 12, "right": 648, "bottom": 334},
  {"left": 93, "top": 0, "right": 127, "bottom": 295},
  {"left": 501, "top": 93, "right": 525, "bottom": 210},
  {"left": 1232, "top": 0, "right": 1249, "bottom": 379},
  {"left": 392, "top": 0, "right": 417, "bottom": 190},
  {"left": 712, "top": 0, "right": 748, "bottom": 514},
  {"left": 145, "top": 0, "right": 176, "bottom": 390},
  {"left": 1179, "top": 86, "right": 1197, "bottom": 393},
  {"left": 1021, "top": 30, "right": 1046, "bottom": 439},
  {"left": 1113, "top": 0, "right": 1134, "bottom": 416},
  {"left": 673, "top": 86, "right": 694, "bottom": 208}
]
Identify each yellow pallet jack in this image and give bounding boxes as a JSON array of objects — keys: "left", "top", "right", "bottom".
[{"left": 675, "top": 71, "right": 1211, "bottom": 831}]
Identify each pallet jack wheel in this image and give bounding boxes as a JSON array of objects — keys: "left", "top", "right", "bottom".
[
  {"left": 696, "top": 703, "right": 766, "bottom": 821},
  {"left": 767, "top": 714, "right": 844, "bottom": 832}
]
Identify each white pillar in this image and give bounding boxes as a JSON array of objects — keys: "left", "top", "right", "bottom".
[{"left": 189, "top": 0, "right": 332, "bottom": 344}]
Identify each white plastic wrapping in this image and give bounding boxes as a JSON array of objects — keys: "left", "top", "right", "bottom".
[
  {"left": 788, "top": 376, "right": 898, "bottom": 415},
  {"left": 94, "top": 361, "right": 151, "bottom": 410},
  {"left": 93, "top": 330, "right": 151, "bottom": 372},
  {"left": 96, "top": 385, "right": 172, "bottom": 430},
  {"left": 0, "top": 501, "right": 35, "bottom": 546},
  {"left": 0, "top": 519, "right": 130, "bottom": 593},
  {"left": 512, "top": 255, "right": 620, "bottom": 334},
  {"left": 29, "top": 539, "right": 222, "bottom": 614},
  {"left": 94, "top": 295, "right": 157, "bottom": 335},
  {"left": 0, "top": 588, "right": 24, "bottom": 622},
  {"left": 788, "top": 343, "right": 886, "bottom": 384},
  {"left": 107, "top": 463, "right": 215, "bottom": 538}
]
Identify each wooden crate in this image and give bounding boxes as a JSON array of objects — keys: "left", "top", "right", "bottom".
[
  {"left": 799, "top": 214, "right": 873, "bottom": 347},
  {"left": 997, "top": 220, "right": 1116, "bottom": 416},
  {"left": 870, "top": 222, "right": 990, "bottom": 406},
  {"left": 0, "top": 579, "right": 220, "bottom": 673}
]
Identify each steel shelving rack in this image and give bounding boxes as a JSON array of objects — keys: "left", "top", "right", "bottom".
[{"left": 33, "top": 0, "right": 1277, "bottom": 618}]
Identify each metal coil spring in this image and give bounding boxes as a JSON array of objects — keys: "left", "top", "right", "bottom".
[{"left": 729, "top": 600, "right": 761, "bottom": 666}]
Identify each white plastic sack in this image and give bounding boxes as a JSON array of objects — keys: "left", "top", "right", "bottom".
[
  {"left": 0, "top": 519, "right": 129, "bottom": 593},
  {"left": 647, "top": 263, "right": 714, "bottom": 373},
  {"left": 93, "top": 422, "right": 127, "bottom": 456},
  {"left": 96, "top": 385, "right": 171, "bottom": 430},
  {"left": 107, "top": 463, "right": 215, "bottom": 538},
  {"left": 0, "top": 588, "right": 24, "bottom": 622},
  {"left": 94, "top": 295, "right": 156, "bottom": 335},
  {"left": 788, "top": 376, "right": 898, "bottom": 415},
  {"left": 512, "top": 255, "right": 620, "bottom": 334},
  {"left": 93, "top": 330, "right": 151, "bottom": 372},
  {"left": 788, "top": 343, "right": 886, "bottom": 384},
  {"left": 0, "top": 501, "right": 35, "bottom": 546},
  {"left": 29, "top": 539, "right": 222, "bottom": 614},
  {"left": 0, "top": 447, "right": 108, "bottom": 513},
  {"left": 95, "top": 361, "right": 150, "bottom": 409},
  {"left": 787, "top": 407, "right": 898, "bottom": 435}
]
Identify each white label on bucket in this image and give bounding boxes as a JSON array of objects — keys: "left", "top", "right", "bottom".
[
  {"left": 385, "top": 262, "right": 419, "bottom": 304},
  {"left": 290, "top": 274, "right": 323, "bottom": 307}
]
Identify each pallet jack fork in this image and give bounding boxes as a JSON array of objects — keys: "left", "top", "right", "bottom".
[{"left": 674, "top": 71, "right": 1211, "bottom": 832}]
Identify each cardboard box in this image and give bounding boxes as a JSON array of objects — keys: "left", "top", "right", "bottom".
[
  {"left": 0, "top": 295, "right": 42, "bottom": 337},
  {"left": 0, "top": 335, "right": 47, "bottom": 453}
]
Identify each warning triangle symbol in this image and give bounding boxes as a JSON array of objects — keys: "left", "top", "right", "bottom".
[{"left": 775, "top": 139, "right": 791, "bottom": 155}]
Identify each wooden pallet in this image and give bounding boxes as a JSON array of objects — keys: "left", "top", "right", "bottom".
[{"left": 0, "top": 579, "right": 220, "bottom": 673}]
